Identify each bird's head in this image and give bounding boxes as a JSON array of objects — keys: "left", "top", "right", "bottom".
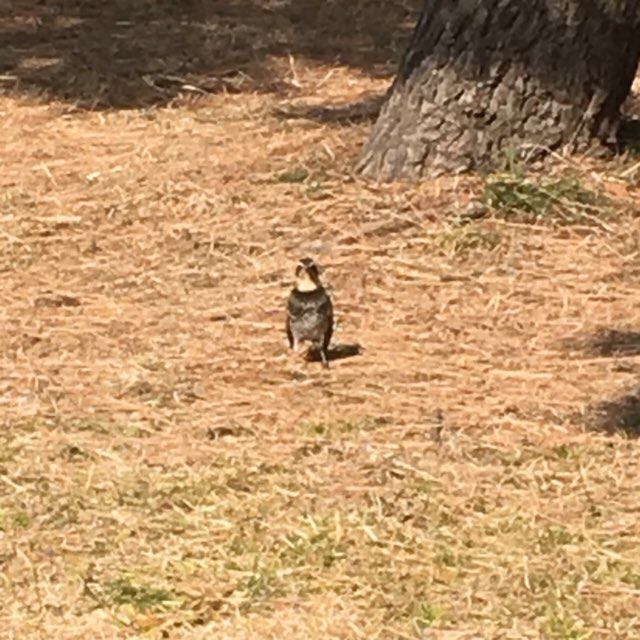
[{"left": 295, "top": 257, "right": 322, "bottom": 292}]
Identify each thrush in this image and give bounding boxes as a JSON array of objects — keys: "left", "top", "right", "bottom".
[{"left": 286, "top": 258, "right": 333, "bottom": 367}]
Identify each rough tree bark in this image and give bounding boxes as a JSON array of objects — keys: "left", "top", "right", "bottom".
[{"left": 357, "top": 0, "right": 640, "bottom": 180}]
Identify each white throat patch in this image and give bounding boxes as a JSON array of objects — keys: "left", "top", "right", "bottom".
[{"left": 296, "top": 273, "right": 318, "bottom": 292}]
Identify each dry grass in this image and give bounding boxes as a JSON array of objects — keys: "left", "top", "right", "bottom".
[{"left": 3, "top": 2, "right": 640, "bottom": 639}]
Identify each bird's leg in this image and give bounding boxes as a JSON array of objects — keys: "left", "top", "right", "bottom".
[
  {"left": 292, "top": 337, "right": 300, "bottom": 352},
  {"left": 319, "top": 347, "right": 329, "bottom": 368}
]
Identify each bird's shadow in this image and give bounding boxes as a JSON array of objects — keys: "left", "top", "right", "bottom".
[{"left": 305, "top": 343, "right": 363, "bottom": 363}]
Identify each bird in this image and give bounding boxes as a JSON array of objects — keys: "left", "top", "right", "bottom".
[{"left": 286, "top": 258, "right": 333, "bottom": 368}]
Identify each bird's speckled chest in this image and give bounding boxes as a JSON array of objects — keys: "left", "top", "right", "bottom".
[{"left": 287, "top": 287, "right": 332, "bottom": 342}]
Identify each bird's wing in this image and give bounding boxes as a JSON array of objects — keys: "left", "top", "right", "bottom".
[
  {"left": 288, "top": 288, "right": 332, "bottom": 320},
  {"left": 287, "top": 291, "right": 308, "bottom": 319},
  {"left": 321, "top": 291, "right": 333, "bottom": 350},
  {"left": 285, "top": 314, "right": 294, "bottom": 348}
]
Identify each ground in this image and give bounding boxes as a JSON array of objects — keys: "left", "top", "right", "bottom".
[{"left": 1, "top": 2, "right": 640, "bottom": 639}]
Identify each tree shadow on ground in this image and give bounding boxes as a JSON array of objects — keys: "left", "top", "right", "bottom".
[
  {"left": 0, "top": 0, "right": 420, "bottom": 109},
  {"left": 587, "top": 387, "right": 640, "bottom": 437},
  {"left": 565, "top": 328, "right": 640, "bottom": 358},
  {"left": 567, "top": 328, "right": 640, "bottom": 437}
]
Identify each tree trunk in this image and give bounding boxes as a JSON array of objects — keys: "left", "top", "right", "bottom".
[{"left": 357, "top": 0, "right": 640, "bottom": 180}]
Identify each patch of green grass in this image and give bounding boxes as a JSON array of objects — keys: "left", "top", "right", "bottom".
[
  {"left": 67, "top": 417, "right": 151, "bottom": 437},
  {"left": 3, "top": 414, "right": 639, "bottom": 637},
  {"left": 537, "top": 526, "right": 578, "bottom": 553},
  {"left": 544, "top": 610, "right": 590, "bottom": 639},
  {"left": 104, "top": 577, "right": 176, "bottom": 611},
  {"left": 621, "top": 570, "right": 640, "bottom": 589},
  {"left": 527, "top": 570, "right": 555, "bottom": 594},
  {"left": 483, "top": 173, "right": 610, "bottom": 226},
  {"left": 244, "top": 561, "right": 278, "bottom": 600},
  {"left": 115, "top": 471, "right": 228, "bottom": 509},
  {"left": 280, "top": 515, "right": 346, "bottom": 569},
  {"left": 298, "top": 416, "right": 391, "bottom": 439},
  {"left": 0, "top": 509, "right": 31, "bottom": 531},
  {"left": 432, "top": 224, "right": 502, "bottom": 256},
  {"left": 411, "top": 601, "right": 443, "bottom": 630},
  {"left": 434, "top": 545, "right": 458, "bottom": 568},
  {"left": 275, "top": 151, "right": 333, "bottom": 191},
  {"left": 552, "top": 443, "right": 586, "bottom": 461},
  {"left": 0, "top": 440, "right": 19, "bottom": 463},
  {"left": 225, "top": 514, "right": 346, "bottom": 605}
]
